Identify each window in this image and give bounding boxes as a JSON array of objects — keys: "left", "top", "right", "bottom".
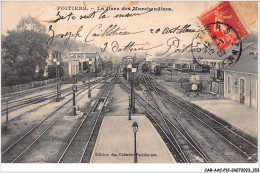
[
  {"left": 239, "top": 78, "right": 246, "bottom": 104},
  {"left": 227, "top": 75, "right": 232, "bottom": 93}
]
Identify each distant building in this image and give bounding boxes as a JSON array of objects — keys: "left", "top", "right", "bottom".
[
  {"left": 68, "top": 52, "right": 101, "bottom": 75},
  {"left": 172, "top": 57, "right": 223, "bottom": 70},
  {"left": 162, "top": 58, "right": 176, "bottom": 68},
  {"left": 223, "top": 43, "right": 258, "bottom": 109},
  {"left": 44, "top": 51, "right": 63, "bottom": 77},
  {"left": 44, "top": 51, "right": 103, "bottom": 78},
  {"left": 122, "top": 56, "right": 136, "bottom": 67},
  {"left": 210, "top": 32, "right": 258, "bottom": 96}
]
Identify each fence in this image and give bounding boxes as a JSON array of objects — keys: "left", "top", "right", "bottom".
[{"left": 2, "top": 76, "right": 69, "bottom": 95}]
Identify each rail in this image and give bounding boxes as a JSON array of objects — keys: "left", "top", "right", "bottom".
[
  {"left": 1, "top": 75, "right": 114, "bottom": 163},
  {"left": 58, "top": 72, "right": 119, "bottom": 163},
  {"left": 149, "top": 77, "right": 258, "bottom": 163}
]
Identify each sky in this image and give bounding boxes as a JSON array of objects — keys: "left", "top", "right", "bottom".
[{"left": 1, "top": 1, "right": 258, "bottom": 57}]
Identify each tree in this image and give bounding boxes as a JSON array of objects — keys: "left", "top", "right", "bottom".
[
  {"left": 16, "top": 16, "right": 46, "bottom": 33},
  {"left": 2, "top": 17, "right": 49, "bottom": 86}
]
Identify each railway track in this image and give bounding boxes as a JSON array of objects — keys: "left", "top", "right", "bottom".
[
  {"left": 1, "top": 75, "right": 113, "bottom": 163},
  {"left": 146, "top": 75, "right": 258, "bottom": 163},
  {"left": 1, "top": 73, "right": 114, "bottom": 120},
  {"left": 159, "top": 80, "right": 187, "bottom": 93},
  {"left": 58, "top": 73, "right": 119, "bottom": 163},
  {"left": 1, "top": 71, "right": 107, "bottom": 101},
  {"left": 1, "top": 80, "right": 66, "bottom": 102},
  {"left": 119, "top": 77, "right": 205, "bottom": 163},
  {"left": 141, "top": 75, "right": 210, "bottom": 163}
]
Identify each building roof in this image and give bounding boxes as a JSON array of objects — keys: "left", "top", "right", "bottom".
[
  {"left": 69, "top": 52, "right": 99, "bottom": 57},
  {"left": 223, "top": 42, "right": 258, "bottom": 74},
  {"left": 85, "top": 53, "right": 100, "bottom": 58},
  {"left": 122, "top": 56, "right": 135, "bottom": 59},
  {"left": 69, "top": 52, "right": 98, "bottom": 54},
  {"left": 223, "top": 56, "right": 257, "bottom": 74},
  {"left": 222, "top": 31, "right": 258, "bottom": 74},
  {"left": 241, "top": 31, "right": 258, "bottom": 43}
]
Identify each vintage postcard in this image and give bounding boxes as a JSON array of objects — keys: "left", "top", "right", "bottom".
[{"left": 1, "top": 1, "right": 259, "bottom": 172}]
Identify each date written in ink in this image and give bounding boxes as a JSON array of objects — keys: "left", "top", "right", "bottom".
[{"left": 150, "top": 24, "right": 205, "bottom": 34}]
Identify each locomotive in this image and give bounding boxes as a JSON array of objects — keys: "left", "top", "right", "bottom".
[
  {"left": 102, "top": 60, "right": 113, "bottom": 70},
  {"left": 141, "top": 63, "right": 161, "bottom": 75},
  {"left": 150, "top": 64, "right": 162, "bottom": 75},
  {"left": 141, "top": 63, "right": 149, "bottom": 73}
]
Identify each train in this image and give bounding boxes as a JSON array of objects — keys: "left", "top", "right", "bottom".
[
  {"left": 141, "top": 63, "right": 149, "bottom": 73},
  {"left": 173, "top": 63, "right": 210, "bottom": 73},
  {"left": 101, "top": 60, "right": 113, "bottom": 70},
  {"left": 122, "top": 56, "right": 136, "bottom": 66},
  {"left": 122, "top": 62, "right": 140, "bottom": 80},
  {"left": 141, "top": 63, "right": 161, "bottom": 75},
  {"left": 106, "top": 61, "right": 113, "bottom": 68},
  {"left": 150, "top": 64, "right": 162, "bottom": 75}
]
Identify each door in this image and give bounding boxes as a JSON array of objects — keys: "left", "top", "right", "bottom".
[
  {"left": 240, "top": 78, "right": 245, "bottom": 104},
  {"left": 83, "top": 62, "right": 88, "bottom": 71},
  {"left": 79, "top": 62, "right": 81, "bottom": 70}
]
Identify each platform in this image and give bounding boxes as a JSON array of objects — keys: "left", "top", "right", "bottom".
[
  {"left": 90, "top": 115, "right": 176, "bottom": 163},
  {"left": 157, "top": 79, "right": 258, "bottom": 138},
  {"left": 192, "top": 99, "right": 258, "bottom": 138}
]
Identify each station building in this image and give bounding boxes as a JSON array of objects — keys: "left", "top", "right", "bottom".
[
  {"left": 223, "top": 59, "right": 258, "bottom": 109},
  {"left": 223, "top": 42, "right": 258, "bottom": 109},
  {"left": 44, "top": 51, "right": 103, "bottom": 78}
]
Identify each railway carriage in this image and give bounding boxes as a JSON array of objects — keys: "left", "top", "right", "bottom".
[
  {"left": 106, "top": 61, "right": 113, "bottom": 69},
  {"left": 190, "top": 64, "right": 210, "bottom": 73},
  {"left": 150, "top": 64, "right": 162, "bottom": 75},
  {"left": 141, "top": 63, "right": 149, "bottom": 73},
  {"left": 174, "top": 63, "right": 210, "bottom": 73},
  {"left": 174, "top": 64, "right": 190, "bottom": 72}
]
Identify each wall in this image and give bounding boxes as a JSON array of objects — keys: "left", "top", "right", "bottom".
[{"left": 224, "top": 71, "right": 258, "bottom": 109}]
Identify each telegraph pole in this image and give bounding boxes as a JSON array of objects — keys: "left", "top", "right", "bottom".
[
  {"left": 131, "top": 80, "right": 133, "bottom": 113},
  {"left": 57, "top": 64, "right": 60, "bottom": 100},
  {"left": 171, "top": 66, "right": 173, "bottom": 80},
  {"left": 73, "top": 88, "right": 76, "bottom": 116},
  {"left": 181, "top": 72, "right": 183, "bottom": 88},
  {"left": 56, "top": 64, "right": 58, "bottom": 101},
  {"left": 6, "top": 99, "right": 8, "bottom": 123},
  {"left": 128, "top": 94, "right": 131, "bottom": 120},
  {"left": 54, "top": 59, "right": 60, "bottom": 102},
  {"left": 88, "top": 78, "right": 91, "bottom": 98},
  {"left": 132, "top": 73, "right": 135, "bottom": 114}
]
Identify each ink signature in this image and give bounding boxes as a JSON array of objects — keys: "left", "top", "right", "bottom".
[
  {"left": 85, "top": 24, "right": 145, "bottom": 43},
  {"left": 46, "top": 9, "right": 151, "bottom": 23},
  {"left": 158, "top": 36, "right": 227, "bottom": 59},
  {"left": 46, "top": 24, "right": 145, "bottom": 48},
  {"left": 101, "top": 41, "right": 163, "bottom": 53}
]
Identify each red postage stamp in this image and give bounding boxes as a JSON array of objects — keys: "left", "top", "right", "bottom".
[{"left": 200, "top": 1, "right": 249, "bottom": 51}]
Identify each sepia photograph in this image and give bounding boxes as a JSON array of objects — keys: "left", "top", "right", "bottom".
[{"left": 1, "top": 0, "right": 259, "bottom": 172}]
